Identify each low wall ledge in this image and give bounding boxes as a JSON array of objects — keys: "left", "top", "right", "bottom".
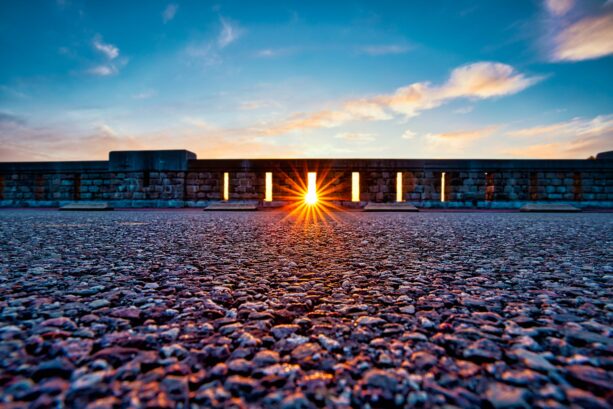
[{"left": 109, "top": 150, "right": 197, "bottom": 172}]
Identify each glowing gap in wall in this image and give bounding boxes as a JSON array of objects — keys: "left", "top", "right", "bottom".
[
  {"left": 265, "top": 172, "right": 273, "bottom": 202},
  {"left": 305, "top": 172, "right": 317, "bottom": 205},
  {"left": 396, "top": 172, "right": 403, "bottom": 202},
  {"left": 352, "top": 172, "right": 360, "bottom": 202},
  {"left": 223, "top": 172, "right": 229, "bottom": 201}
]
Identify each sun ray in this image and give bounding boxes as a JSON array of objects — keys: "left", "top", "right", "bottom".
[{"left": 273, "top": 163, "right": 350, "bottom": 225}]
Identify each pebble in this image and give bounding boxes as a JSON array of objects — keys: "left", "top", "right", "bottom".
[
  {"left": 88, "top": 299, "right": 110, "bottom": 309},
  {"left": 271, "top": 324, "right": 300, "bottom": 339},
  {"left": 485, "top": 382, "right": 530, "bottom": 409}
]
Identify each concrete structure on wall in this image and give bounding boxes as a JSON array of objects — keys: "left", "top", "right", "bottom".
[{"left": 0, "top": 149, "right": 612, "bottom": 209}]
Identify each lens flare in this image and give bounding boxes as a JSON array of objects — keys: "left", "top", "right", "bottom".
[{"left": 275, "top": 164, "right": 346, "bottom": 225}]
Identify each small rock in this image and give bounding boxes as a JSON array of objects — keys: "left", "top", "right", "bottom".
[
  {"left": 40, "top": 317, "right": 77, "bottom": 331},
  {"left": 485, "top": 382, "right": 530, "bottom": 409},
  {"left": 110, "top": 307, "right": 141, "bottom": 320},
  {"left": 317, "top": 334, "right": 341, "bottom": 352},
  {"left": 88, "top": 299, "right": 110, "bottom": 309},
  {"left": 463, "top": 339, "right": 502, "bottom": 362},
  {"left": 253, "top": 350, "right": 280, "bottom": 366},
  {"left": 32, "top": 358, "right": 75, "bottom": 381},
  {"left": 510, "top": 349, "right": 556, "bottom": 372},
  {"left": 272, "top": 324, "right": 300, "bottom": 339},
  {"left": 291, "top": 343, "right": 321, "bottom": 361}
]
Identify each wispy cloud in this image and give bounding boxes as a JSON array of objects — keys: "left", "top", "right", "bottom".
[
  {"left": 545, "top": 0, "right": 574, "bottom": 16},
  {"left": 401, "top": 129, "right": 416, "bottom": 139},
  {"left": 0, "top": 117, "right": 143, "bottom": 161},
  {"left": 505, "top": 114, "right": 613, "bottom": 158},
  {"left": 88, "top": 65, "right": 117, "bottom": 76},
  {"left": 93, "top": 36, "right": 119, "bottom": 60},
  {"left": 256, "top": 99, "right": 392, "bottom": 136},
  {"left": 132, "top": 89, "right": 157, "bottom": 100},
  {"left": 410, "top": 125, "right": 500, "bottom": 156},
  {"left": 162, "top": 3, "right": 178, "bottom": 24},
  {"left": 89, "top": 35, "right": 124, "bottom": 76},
  {"left": 218, "top": 18, "right": 241, "bottom": 48},
  {"left": 543, "top": 1, "right": 613, "bottom": 62},
  {"left": 186, "top": 17, "right": 242, "bottom": 66},
  {"left": 334, "top": 132, "right": 376, "bottom": 142},
  {"left": 453, "top": 105, "right": 474, "bottom": 114},
  {"left": 425, "top": 126, "right": 499, "bottom": 142},
  {"left": 185, "top": 42, "right": 221, "bottom": 66},
  {"left": 183, "top": 116, "right": 215, "bottom": 129},
  {"left": 0, "top": 111, "right": 26, "bottom": 126},
  {"left": 0, "top": 112, "right": 304, "bottom": 161},
  {"left": 239, "top": 100, "right": 281, "bottom": 110},
  {"left": 360, "top": 44, "right": 411, "bottom": 56},
  {"left": 254, "top": 47, "right": 296, "bottom": 58},
  {"left": 508, "top": 114, "right": 613, "bottom": 138},
  {"left": 256, "top": 62, "right": 540, "bottom": 136},
  {"left": 551, "top": 10, "right": 613, "bottom": 61}
]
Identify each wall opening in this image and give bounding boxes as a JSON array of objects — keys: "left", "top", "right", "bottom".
[
  {"left": 485, "top": 172, "right": 495, "bottom": 201},
  {"left": 529, "top": 172, "right": 538, "bottom": 200},
  {"left": 573, "top": 171, "right": 582, "bottom": 201},
  {"left": 305, "top": 172, "right": 317, "bottom": 204},
  {"left": 73, "top": 173, "right": 81, "bottom": 201},
  {"left": 265, "top": 172, "right": 273, "bottom": 202},
  {"left": 352, "top": 172, "right": 360, "bottom": 202},
  {"left": 396, "top": 172, "right": 403, "bottom": 202},
  {"left": 143, "top": 171, "right": 150, "bottom": 188},
  {"left": 441, "top": 172, "right": 446, "bottom": 202},
  {"left": 223, "top": 172, "right": 229, "bottom": 201},
  {"left": 35, "top": 174, "right": 45, "bottom": 201}
]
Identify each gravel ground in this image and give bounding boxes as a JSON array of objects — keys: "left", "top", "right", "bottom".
[{"left": 0, "top": 209, "right": 612, "bottom": 409}]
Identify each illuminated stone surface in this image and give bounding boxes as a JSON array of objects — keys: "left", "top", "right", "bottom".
[
  {"left": 519, "top": 203, "right": 581, "bottom": 212},
  {"left": 59, "top": 202, "right": 113, "bottom": 211},
  {"left": 204, "top": 203, "right": 258, "bottom": 211},
  {"left": 0, "top": 210, "right": 611, "bottom": 408},
  {"left": 363, "top": 203, "right": 419, "bottom": 212}
]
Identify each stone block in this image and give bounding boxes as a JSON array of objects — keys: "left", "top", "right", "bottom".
[{"left": 109, "top": 150, "right": 196, "bottom": 172}]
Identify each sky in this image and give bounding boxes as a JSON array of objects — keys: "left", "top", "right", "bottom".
[{"left": 0, "top": 0, "right": 612, "bottom": 161}]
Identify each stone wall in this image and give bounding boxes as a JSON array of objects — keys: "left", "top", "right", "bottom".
[{"left": 0, "top": 151, "right": 612, "bottom": 208}]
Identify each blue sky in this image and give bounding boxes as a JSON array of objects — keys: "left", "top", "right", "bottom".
[{"left": 0, "top": 0, "right": 611, "bottom": 160}]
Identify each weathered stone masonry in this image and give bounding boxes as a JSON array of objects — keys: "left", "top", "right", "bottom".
[{"left": 1, "top": 150, "right": 612, "bottom": 208}]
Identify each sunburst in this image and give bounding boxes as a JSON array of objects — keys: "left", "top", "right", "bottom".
[{"left": 274, "top": 164, "right": 348, "bottom": 225}]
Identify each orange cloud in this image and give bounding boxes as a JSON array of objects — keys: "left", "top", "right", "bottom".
[
  {"left": 426, "top": 126, "right": 499, "bottom": 141},
  {"left": 258, "top": 62, "right": 539, "bottom": 136},
  {"left": 505, "top": 114, "right": 613, "bottom": 158},
  {"left": 334, "top": 132, "right": 376, "bottom": 142},
  {"left": 0, "top": 115, "right": 303, "bottom": 161},
  {"left": 552, "top": 10, "right": 613, "bottom": 61},
  {"left": 507, "top": 114, "right": 613, "bottom": 138}
]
